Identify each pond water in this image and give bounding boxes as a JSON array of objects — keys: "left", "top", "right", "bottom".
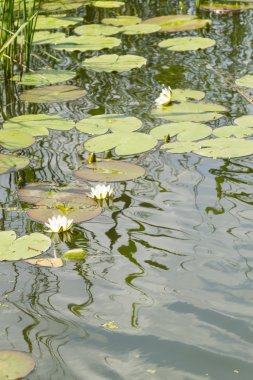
[{"left": 1, "top": 0, "right": 253, "bottom": 379}]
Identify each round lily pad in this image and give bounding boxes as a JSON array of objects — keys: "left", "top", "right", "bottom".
[
  {"left": 200, "top": 3, "right": 253, "bottom": 12},
  {"left": 143, "top": 15, "right": 211, "bottom": 32},
  {"left": 158, "top": 36, "right": 215, "bottom": 51},
  {"left": 151, "top": 122, "right": 212, "bottom": 142},
  {"left": 92, "top": 1, "right": 125, "bottom": 8},
  {"left": 213, "top": 125, "right": 253, "bottom": 138},
  {"left": 36, "top": 15, "right": 82, "bottom": 30},
  {"left": 102, "top": 16, "right": 141, "bottom": 26},
  {"left": 12, "top": 69, "right": 76, "bottom": 86},
  {"left": 0, "top": 231, "right": 51, "bottom": 261},
  {"left": 120, "top": 23, "right": 161, "bottom": 35},
  {"left": 52, "top": 35, "right": 121, "bottom": 52},
  {"left": 235, "top": 75, "right": 253, "bottom": 88},
  {"left": 41, "top": 0, "right": 85, "bottom": 11},
  {"left": 74, "top": 161, "right": 145, "bottom": 182},
  {"left": 76, "top": 114, "right": 142, "bottom": 135},
  {"left": 0, "top": 350, "right": 35, "bottom": 379},
  {"left": 234, "top": 115, "right": 253, "bottom": 127},
  {"left": 152, "top": 102, "right": 227, "bottom": 119},
  {"left": 20, "top": 85, "right": 86, "bottom": 103},
  {"left": 0, "top": 154, "right": 29, "bottom": 174},
  {"left": 25, "top": 258, "right": 64, "bottom": 267},
  {"left": 154, "top": 112, "right": 224, "bottom": 122},
  {"left": 32, "top": 31, "right": 66, "bottom": 45},
  {"left": 4, "top": 114, "right": 75, "bottom": 136},
  {"left": 84, "top": 132, "right": 157, "bottom": 155},
  {"left": 0, "top": 130, "right": 35, "bottom": 150},
  {"left": 75, "top": 24, "right": 119, "bottom": 36},
  {"left": 172, "top": 88, "right": 205, "bottom": 102},
  {"left": 82, "top": 54, "right": 147, "bottom": 73}
]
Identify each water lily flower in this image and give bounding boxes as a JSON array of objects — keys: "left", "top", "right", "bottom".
[
  {"left": 89, "top": 184, "right": 113, "bottom": 200},
  {"left": 155, "top": 87, "right": 172, "bottom": 107},
  {"left": 45, "top": 215, "right": 73, "bottom": 233}
]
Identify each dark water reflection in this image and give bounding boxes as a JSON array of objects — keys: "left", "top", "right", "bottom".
[{"left": 1, "top": 0, "right": 253, "bottom": 379}]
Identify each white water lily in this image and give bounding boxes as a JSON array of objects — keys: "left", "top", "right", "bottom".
[
  {"left": 155, "top": 86, "right": 172, "bottom": 107},
  {"left": 89, "top": 184, "right": 113, "bottom": 200},
  {"left": 45, "top": 215, "right": 73, "bottom": 233}
]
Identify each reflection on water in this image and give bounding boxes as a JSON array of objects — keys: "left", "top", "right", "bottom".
[{"left": 1, "top": 0, "right": 253, "bottom": 379}]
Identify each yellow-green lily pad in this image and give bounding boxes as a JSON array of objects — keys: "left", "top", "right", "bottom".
[
  {"left": 0, "top": 350, "right": 35, "bottom": 379},
  {"left": 12, "top": 69, "right": 76, "bottom": 86},
  {"left": 82, "top": 54, "right": 147, "bottom": 72},
  {"left": 52, "top": 35, "right": 121, "bottom": 52},
  {"left": 120, "top": 23, "right": 161, "bottom": 35},
  {"left": 213, "top": 125, "right": 253, "bottom": 138},
  {"left": 0, "top": 154, "right": 29, "bottom": 174},
  {"left": 20, "top": 85, "right": 86, "bottom": 103},
  {"left": 75, "top": 24, "right": 119, "bottom": 36},
  {"left": 36, "top": 15, "right": 82, "bottom": 30},
  {"left": 143, "top": 14, "right": 211, "bottom": 32},
  {"left": 159, "top": 36, "right": 215, "bottom": 51},
  {"left": 41, "top": 0, "right": 84, "bottom": 11},
  {"left": 102, "top": 15, "right": 141, "bottom": 26},
  {"left": 172, "top": 88, "right": 205, "bottom": 102},
  {"left": 32, "top": 31, "right": 66, "bottom": 45},
  {"left": 234, "top": 115, "right": 253, "bottom": 127},
  {"left": 92, "top": 1, "right": 124, "bottom": 8},
  {"left": 200, "top": 3, "right": 253, "bottom": 11},
  {"left": 235, "top": 75, "right": 253, "bottom": 88},
  {"left": 76, "top": 114, "right": 142, "bottom": 135},
  {"left": 151, "top": 122, "right": 212, "bottom": 142},
  {"left": 0, "top": 130, "right": 35, "bottom": 150},
  {"left": 75, "top": 161, "right": 145, "bottom": 182}
]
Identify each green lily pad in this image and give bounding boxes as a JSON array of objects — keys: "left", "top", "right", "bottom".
[
  {"left": 120, "top": 23, "right": 161, "bottom": 35},
  {"left": 52, "top": 35, "right": 121, "bottom": 52},
  {"left": 154, "top": 112, "right": 224, "bottom": 122},
  {"left": 151, "top": 122, "right": 212, "bottom": 142},
  {"left": 36, "top": 15, "right": 82, "bottom": 30},
  {"left": 102, "top": 15, "right": 141, "bottom": 26},
  {"left": 92, "top": 1, "right": 124, "bottom": 8},
  {"left": 82, "top": 54, "right": 147, "bottom": 72},
  {"left": 75, "top": 24, "right": 119, "bottom": 36},
  {"left": 20, "top": 85, "right": 86, "bottom": 103},
  {"left": 0, "top": 154, "right": 29, "bottom": 174},
  {"left": 152, "top": 101, "right": 227, "bottom": 116},
  {"left": 213, "top": 125, "right": 253, "bottom": 138},
  {"left": 41, "top": 0, "right": 85, "bottom": 11},
  {"left": 62, "top": 248, "right": 87, "bottom": 260},
  {"left": 143, "top": 15, "right": 211, "bottom": 32},
  {"left": 4, "top": 114, "right": 75, "bottom": 136},
  {"left": 85, "top": 132, "right": 157, "bottom": 155},
  {"left": 0, "top": 350, "right": 35, "bottom": 379},
  {"left": 0, "top": 231, "right": 51, "bottom": 261},
  {"left": 75, "top": 161, "right": 145, "bottom": 182},
  {"left": 234, "top": 115, "right": 253, "bottom": 127},
  {"left": 172, "top": 88, "right": 205, "bottom": 102},
  {"left": 25, "top": 258, "right": 64, "bottom": 267},
  {"left": 200, "top": 3, "right": 253, "bottom": 11},
  {"left": 12, "top": 69, "right": 76, "bottom": 86},
  {"left": 0, "top": 130, "right": 35, "bottom": 150},
  {"left": 161, "top": 140, "right": 200, "bottom": 154},
  {"left": 76, "top": 114, "right": 142, "bottom": 135},
  {"left": 32, "top": 31, "right": 66, "bottom": 45},
  {"left": 235, "top": 75, "right": 253, "bottom": 88},
  {"left": 158, "top": 36, "right": 215, "bottom": 51}
]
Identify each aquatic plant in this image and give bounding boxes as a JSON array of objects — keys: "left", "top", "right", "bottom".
[
  {"left": 89, "top": 184, "right": 114, "bottom": 200},
  {"left": 45, "top": 215, "right": 73, "bottom": 233}
]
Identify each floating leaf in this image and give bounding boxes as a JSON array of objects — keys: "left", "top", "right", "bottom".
[
  {"left": 75, "top": 161, "right": 145, "bottom": 182},
  {"left": 92, "top": 1, "right": 124, "bottom": 8},
  {"left": 213, "top": 125, "right": 253, "bottom": 138},
  {"left": 235, "top": 75, "right": 253, "bottom": 88},
  {"left": 120, "top": 23, "right": 161, "bottom": 35},
  {"left": 41, "top": 0, "right": 84, "bottom": 11},
  {"left": 201, "top": 3, "right": 253, "bottom": 12},
  {"left": 143, "top": 15, "right": 211, "bottom": 32},
  {"left": 82, "top": 54, "right": 147, "bottom": 72},
  {"left": 0, "top": 154, "right": 29, "bottom": 174},
  {"left": 52, "top": 35, "right": 121, "bottom": 52},
  {"left": 154, "top": 112, "right": 224, "bottom": 122},
  {"left": 4, "top": 114, "right": 75, "bottom": 136},
  {"left": 32, "top": 31, "right": 66, "bottom": 45},
  {"left": 0, "top": 232, "right": 51, "bottom": 261},
  {"left": 151, "top": 122, "right": 212, "bottom": 142},
  {"left": 102, "top": 15, "right": 141, "bottom": 26},
  {"left": 234, "top": 115, "right": 253, "bottom": 127},
  {"left": 0, "top": 130, "right": 35, "bottom": 150},
  {"left": 158, "top": 36, "right": 215, "bottom": 51},
  {"left": 36, "top": 15, "right": 82, "bottom": 30},
  {"left": 0, "top": 350, "right": 35, "bottom": 379},
  {"left": 20, "top": 85, "right": 86, "bottom": 103},
  {"left": 76, "top": 114, "right": 142, "bottom": 135},
  {"left": 152, "top": 102, "right": 227, "bottom": 117},
  {"left": 172, "top": 88, "right": 205, "bottom": 102},
  {"left": 12, "top": 69, "right": 76, "bottom": 86},
  {"left": 25, "top": 258, "right": 64, "bottom": 267},
  {"left": 62, "top": 248, "right": 87, "bottom": 260},
  {"left": 85, "top": 132, "right": 157, "bottom": 155},
  {"left": 75, "top": 24, "right": 119, "bottom": 36}
]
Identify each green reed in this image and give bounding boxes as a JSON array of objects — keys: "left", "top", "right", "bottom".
[{"left": 0, "top": 0, "right": 38, "bottom": 79}]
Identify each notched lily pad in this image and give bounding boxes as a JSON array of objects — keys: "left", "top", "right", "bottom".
[
  {"left": 20, "top": 85, "right": 86, "bottom": 103},
  {"left": 0, "top": 350, "right": 35, "bottom": 379},
  {"left": 84, "top": 132, "right": 157, "bottom": 155},
  {"left": 102, "top": 15, "right": 141, "bottom": 26},
  {"left": 151, "top": 122, "right": 212, "bottom": 142},
  {"left": 32, "top": 31, "right": 66, "bottom": 45},
  {"left": 4, "top": 114, "right": 75, "bottom": 136},
  {"left": 235, "top": 75, "right": 253, "bottom": 88},
  {"left": 36, "top": 15, "right": 82, "bottom": 30},
  {"left": 158, "top": 36, "right": 215, "bottom": 51},
  {"left": 172, "top": 88, "right": 205, "bottom": 102},
  {"left": 213, "top": 125, "right": 253, "bottom": 138},
  {"left": 0, "top": 154, "right": 29, "bottom": 174},
  {"left": 120, "top": 23, "right": 161, "bottom": 35},
  {"left": 75, "top": 161, "right": 145, "bottom": 182},
  {"left": 234, "top": 115, "right": 253, "bottom": 127},
  {"left": 0, "top": 231, "right": 51, "bottom": 261},
  {"left": 143, "top": 15, "right": 211, "bottom": 32},
  {"left": 76, "top": 114, "right": 142, "bottom": 135},
  {"left": 75, "top": 24, "right": 119, "bottom": 36},
  {"left": 82, "top": 54, "right": 147, "bottom": 73},
  {"left": 12, "top": 69, "right": 76, "bottom": 86},
  {"left": 0, "top": 130, "right": 35, "bottom": 150},
  {"left": 52, "top": 35, "right": 121, "bottom": 52}
]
